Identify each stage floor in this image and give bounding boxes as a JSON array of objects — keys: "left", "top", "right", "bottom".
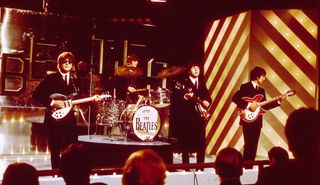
[
  {"left": 0, "top": 134, "right": 216, "bottom": 178},
  {"left": 0, "top": 119, "right": 260, "bottom": 185}
]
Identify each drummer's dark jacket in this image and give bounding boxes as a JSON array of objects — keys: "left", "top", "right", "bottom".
[{"left": 106, "top": 75, "right": 144, "bottom": 103}]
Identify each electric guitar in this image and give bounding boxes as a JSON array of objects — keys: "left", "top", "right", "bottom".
[
  {"left": 238, "top": 89, "right": 296, "bottom": 123},
  {"left": 175, "top": 82, "right": 211, "bottom": 120},
  {"left": 50, "top": 93, "right": 111, "bottom": 120}
]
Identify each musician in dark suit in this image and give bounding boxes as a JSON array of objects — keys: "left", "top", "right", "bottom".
[
  {"left": 106, "top": 53, "right": 144, "bottom": 103},
  {"left": 232, "top": 66, "right": 285, "bottom": 162},
  {"left": 32, "top": 51, "right": 79, "bottom": 169},
  {"left": 170, "top": 62, "right": 211, "bottom": 164}
]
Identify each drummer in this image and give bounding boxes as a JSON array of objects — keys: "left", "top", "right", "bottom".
[{"left": 106, "top": 53, "right": 145, "bottom": 104}]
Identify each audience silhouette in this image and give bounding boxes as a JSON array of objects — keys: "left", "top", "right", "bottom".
[
  {"left": 256, "top": 146, "right": 289, "bottom": 185},
  {"left": 256, "top": 107, "right": 320, "bottom": 185},
  {"left": 2, "top": 162, "right": 39, "bottom": 185},
  {"left": 214, "top": 147, "right": 243, "bottom": 185},
  {"left": 122, "top": 149, "right": 167, "bottom": 185},
  {"left": 60, "top": 143, "right": 107, "bottom": 185},
  {"left": 267, "top": 146, "right": 289, "bottom": 166},
  {"left": 284, "top": 107, "right": 320, "bottom": 185}
]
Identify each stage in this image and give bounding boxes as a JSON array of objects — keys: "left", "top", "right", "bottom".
[
  {"left": 0, "top": 132, "right": 260, "bottom": 185},
  {"left": 78, "top": 135, "right": 174, "bottom": 166}
]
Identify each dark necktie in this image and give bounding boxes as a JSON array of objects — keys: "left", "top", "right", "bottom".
[
  {"left": 195, "top": 80, "right": 198, "bottom": 89},
  {"left": 64, "top": 75, "right": 68, "bottom": 85}
]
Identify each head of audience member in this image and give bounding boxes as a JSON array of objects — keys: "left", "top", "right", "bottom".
[
  {"left": 122, "top": 149, "right": 166, "bottom": 185},
  {"left": 2, "top": 162, "right": 39, "bottom": 185},
  {"left": 214, "top": 147, "right": 243, "bottom": 182},
  {"left": 126, "top": 53, "right": 139, "bottom": 67},
  {"left": 60, "top": 143, "right": 92, "bottom": 185},
  {"left": 285, "top": 107, "right": 320, "bottom": 163},
  {"left": 268, "top": 146, "right": 289, "bottom": 166}
]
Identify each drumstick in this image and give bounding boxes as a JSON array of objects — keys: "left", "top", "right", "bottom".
[
  {"left": 133, "top": 95, "right": 144, "bottom": 111},
  {"left": 134, "top": 88, "right": 148, "bottom": 92}
]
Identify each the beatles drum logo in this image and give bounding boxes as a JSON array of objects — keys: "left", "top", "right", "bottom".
[{"left": 133, "top": 106, "right": 161, "bottom": 141}]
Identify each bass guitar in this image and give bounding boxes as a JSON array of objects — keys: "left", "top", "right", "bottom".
[
  {"left": 175, "top": 82, "right": 211, "bottom": 120},
  {"left": 238, "top": 89, "right": 296, "bottom": 123},
  {"left": 50, "top": 93, "right": 111, "bottom": 120}
]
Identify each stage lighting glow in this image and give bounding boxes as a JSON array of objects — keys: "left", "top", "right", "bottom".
[{"left": 0, "top": 8, "right": 10, "bottom": 54}]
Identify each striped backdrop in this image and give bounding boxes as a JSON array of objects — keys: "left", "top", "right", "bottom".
[{"left": 203, "top": 9, "right": 319, "bottom": 157}]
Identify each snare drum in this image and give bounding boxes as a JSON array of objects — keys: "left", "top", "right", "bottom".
[
  {"left": 150, "top": 88, "right": 171, "bottom": 108},
  {"left": 120, "top": 105, "right": 161, "bottom": 141}
]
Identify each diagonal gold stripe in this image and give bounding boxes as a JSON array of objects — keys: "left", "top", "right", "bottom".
[
  {"left": 219, "top": 106, "right": 244, "bottom": 151},
  {"left": 288, "top": 9, "right": 318, "bottom": 39},
  {"left": 205, "top": 49, "right": 249, "bottom": 154},
  {"left": 204, "top": 16, "right": 233, "bottom": 73},
  {"left": 204, "top": 20, "right": 220, "bottom": 51},
  {"left": 205, "top": 12, "right": 248, "bottom": 84},
  {"left": 206, "top": 48, "right": 249, "bottom": 130},
  {"left": 206, "top": 103, "right": 236, "bottom": 153},
  {"left": 234, "top": 127, "right": 244, "bottom": 152},
  {"left": 257, "top": 146, "right": 269, "bottom": 158},
  {"left": 260, "top": 10, "right": 316, "bottom": 69},
  {"left": 263, "top": 120, "right": 287, "bottom": 148},
  {"left": 206, "top": 20, "right": 249, "bottom": 101},
  {"left": 252, "top": 51, "right": 308, "bottom": 109},
  {"left": 253, "top": 23, "right": 316, "bottom": 98}
]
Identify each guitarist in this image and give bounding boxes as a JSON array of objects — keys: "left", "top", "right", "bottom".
[
  {"left": 232, "top": 66, "right": 286, "bottom": 164},
  {"left": 32, "top": 52, "right": 79, "bottom": 169},
  {"left": 170, "top": 61, "right": 211, "bottom": 166}
]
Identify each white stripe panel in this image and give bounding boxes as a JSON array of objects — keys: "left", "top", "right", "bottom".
[
  {"left": 262, "top": 120, "right": 287, "bottom": 148},
  {"left": 253, "top": 23, "right": 316, "bottom": 98},
  {"left": 206, "top": 50, "right": 249, "bottom": 154},
  {"left": 204, "top": 17, "right": 233, "bottom": 73},
  {"left": 205, "top": 12, "right": 247, "bottom": 83},
  {"left": 207, "top": 19, "right": 249, "bottom": 102},
  {"left": 260, "top": 10, "right": 316, "bottom": 69},
  {"left": 205, "top": 21, "right": 220, "bottom": 51},
  {"left": 288, "top": 9, "right": 318, "bottom": 39},
  {"left": 206, "top": 48, "right": 249, "bottom": 129}
]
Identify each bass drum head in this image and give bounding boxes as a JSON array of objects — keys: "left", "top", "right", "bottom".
[{"left": 132, "top": 106, "right": 161, "bottom": 141}]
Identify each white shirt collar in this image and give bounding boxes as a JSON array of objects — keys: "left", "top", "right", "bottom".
[
  {"left": 251, "top": 81, "right": 258, "bottom": 89},
  {"left": 60, "top": 72, "right": 69, "bottom": 78},
  {"left": 189, "top": 76, "right": 198, "bottom": 85}
]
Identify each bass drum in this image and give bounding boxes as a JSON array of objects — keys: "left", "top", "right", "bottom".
[{"left": 120, "top": 105, "right": 161, "bottom": 141}]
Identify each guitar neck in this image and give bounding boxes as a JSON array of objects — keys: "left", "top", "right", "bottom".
[
  {"left": 259, "top": 95, "right": 282, "bottom": 107},
  {"left": 71, "top": 96, "right": 96, "bottom": 105}
]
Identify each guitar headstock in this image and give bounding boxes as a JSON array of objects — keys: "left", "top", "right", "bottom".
[
  {"left": 95, "top": 94, "right": 112, "bottom": 101},
  {"left": 285, "top": 89, "right": 296, "bottom": 97}
]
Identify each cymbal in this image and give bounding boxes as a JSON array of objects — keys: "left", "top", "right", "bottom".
[
  {"left": 137, "top": 76, "right": 160, "bottom": 83},
  {"left": 157, "top": 66, "right": 186, "bottom": 78},
  {"left": 115, "top": 66, "right": 143, "bottom": 78}
]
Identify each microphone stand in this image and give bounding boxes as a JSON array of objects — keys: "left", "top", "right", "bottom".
[{"left": 87, "top": 18, "right": 96, "bottom": 139}]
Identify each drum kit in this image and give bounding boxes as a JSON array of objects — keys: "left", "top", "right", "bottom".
[{"left": 96, "top": 65, "right": 186, "bottom": 141}]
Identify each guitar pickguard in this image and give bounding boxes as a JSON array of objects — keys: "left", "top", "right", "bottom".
[{"left": 52, "top": 107, "right": 72, "bottom": 120}]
